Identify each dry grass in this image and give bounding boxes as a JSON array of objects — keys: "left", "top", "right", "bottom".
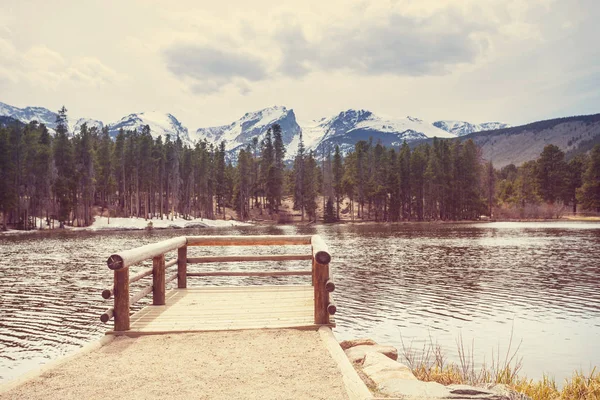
[
  {"left": 514, "top": 368, "right": 600, "bottom": 400},
  {"left": 400, "top": 334, "right": 600, "bottom": 400},
  {"left": 400, "top": 330, "right": 523, "bottom": 387}
]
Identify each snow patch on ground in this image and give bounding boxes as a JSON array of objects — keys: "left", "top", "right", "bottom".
[
  {"left": 88, "top": 216, "right": 251, "bottom": 230},
  {"left": 1, "top": 216, "right": 251, "bottom": 234}
]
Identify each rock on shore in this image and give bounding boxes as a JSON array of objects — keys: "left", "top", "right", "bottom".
[{"left": 339, "top": 338, "right": 530, "bottom": 399}]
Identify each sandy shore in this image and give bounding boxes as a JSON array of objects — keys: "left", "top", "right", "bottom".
[{"left": 0, "top": 330, "right": 349, "bottom": 400}]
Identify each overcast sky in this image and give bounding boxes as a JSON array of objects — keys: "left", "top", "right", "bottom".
[{"left": 0, "top": 0, "right": 598, "bottom": 129}]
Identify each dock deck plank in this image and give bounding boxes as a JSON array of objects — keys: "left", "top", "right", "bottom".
[{"left": 108, "top": 285, "right": 333, "bottom": 335}]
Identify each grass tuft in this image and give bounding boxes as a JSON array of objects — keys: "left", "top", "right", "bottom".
[{"left": 400, "top": 334, "right": 599, "bottom": 400}]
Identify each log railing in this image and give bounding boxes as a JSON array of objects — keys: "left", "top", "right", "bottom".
[{"left": 100, "top": 235, "right": 335, "bottom": 331}]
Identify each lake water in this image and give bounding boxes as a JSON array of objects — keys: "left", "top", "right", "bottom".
[{"left": 1, "top": 221, "right": 599, "bottom": 384}]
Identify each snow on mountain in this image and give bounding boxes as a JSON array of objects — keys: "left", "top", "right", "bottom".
[
  {"left": 433, "top": 120, "right": 511, "bottom": 136},
  {"left": 1, "top": 100, "right": 510, "bottom": 157},
  {"left": 0, "top": 101, "right": 58, "bottom": 129},
  {"left": 0, "top": 101, "right": 103, "bottom": 134},
  {"left": 299, "top": 109, "right": 455, "bottom": 156},
  {"left": 72, "top": 118, "right": 104, "bottom": 133},
  {"left": 108, "top": 111, "right": 192, "bottom": 145},
  {"left": 193, "top": 106, "right": 301, "bottom": 153},
  {"left": 479, "top": 122, "right": 511, "bottom": 131}
]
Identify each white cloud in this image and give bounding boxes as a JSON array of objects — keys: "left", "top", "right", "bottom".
[
  {"left": 0, "top": 0, "right": 598, "bottom": 128},
  {"left": 163, "top": 44, "right": 268, "bottom": 94},
  {"left": 0, "top": 39, "right": 121, "bottom": 90}
]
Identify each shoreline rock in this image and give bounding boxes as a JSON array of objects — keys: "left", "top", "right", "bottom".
[{"left": 341, "top": 338, "right": 530, "bottom": 400}]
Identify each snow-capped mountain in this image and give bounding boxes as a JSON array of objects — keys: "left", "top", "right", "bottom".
[
  {"left": 1, "top": 100, "right": 511, "bottom": 158},
  {"left": 108, "top": 112, "right": 192, "bottom": 145},
  {"left": 192, "top": 108, "right": 459, "bottom": 161},
  {"left": 433, "top": 120, "right": 511, "bottom": 136},
  {"left": 300, "top": 110, "right": 455, "bottom": 156},
  {"left": 0, "top": 101, "right": 58, "bottom": 130},
  {"left": 73, "top": 118, "right": 104, "bottom": 133},
  {"left": 0, "top": 102, "right": 191, "bottom": 144},
  {"left": 0, "top": 102, "right": 104, "bottom": 134},
  {"left": 193, "top": 106, "right": 301, "bottom": 153}
]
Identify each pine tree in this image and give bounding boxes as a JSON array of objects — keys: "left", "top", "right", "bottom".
[
  {"left": 565, "top": 155, "right": 586, "bottom": 213},
  {"left": 33, "top": 125, "right": 52, "bottom": 228},
  {"left": 370, "top": 142, "right": 388, "bottom": 221},
  {"left": 96, "top": 127, "right": 113, "bottom": 208},
  {"left": 0, "top": 127, "right": 15, "bottom": 229},
  {"left": 399, "top": 142, "right": 411, "bottom": 220},
  {"left": 354, "top": 141, "right": 369, "bottom": 219},
  {"left": 387, "top": 148, "right": 401, "bottom": 221},
  {"left": 234, "top": 149, "right": 251, "bottom": 220},
  {"left": 332, "top": 145, "right": 344, "bottom": 220},
  {"left": 536, "top": 144, "right": 567, "bottom": 204},
  {"left": 74, "top": 123, "right": 95, "bottom": 226},
  {"left": 341, "top": 151, "right": 357, "bottom": 221},
  {"left": 215, "top": 141, "right": 226, "bottom": 217},
  {"left": 579, "top": 145, "right": 600, "bottom": 212},
  {"left": 323, "top": 197, "right": 336, "bottom": 223},
  {"left": 410, "top": 145, "right": 427, "bottom": 221},
  {"left": 293, "top": 132, "right": 305, "bottom": 220},
  {"left": 461, "top": 139, "right": 483, "bottom": 219},
  {"left": 303, "top": 151, "right": 319, "bottom": 221},
  {"left": 424, "top": 142, "right": 439, "bottom": 220},
  {"left": 516, "top": 160, "right": 540, "bottom": 207},
  {"left": 483, "top": 161, "right": 495, "bottom": 217},
  {"left": 53, "top": 106, "right": 74, "bottom": 226},
  {"left": 272, "top": 124, "right": 285, "bottom": 211},
  {"left": 261, "top": 129, "right": 275, "bottom": 212}
]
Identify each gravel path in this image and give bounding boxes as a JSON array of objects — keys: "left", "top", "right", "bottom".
[{"left": 1, "top": 330, "right": 349, "bottom": 400}]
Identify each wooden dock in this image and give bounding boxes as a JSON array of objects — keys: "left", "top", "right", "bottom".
[
  {"left": 0, "top": 235, "right": 373, "bottom": 400},
  {"left": 100, "top": 235, "right": 337, "bottom": 334}
]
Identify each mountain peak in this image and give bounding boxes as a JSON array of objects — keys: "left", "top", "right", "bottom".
[
  {"left": 108, "top": 111, "right": 192, "bottom": 144},
  {"left": 193, "top": 106, "right": 299, "bottom": 151}
]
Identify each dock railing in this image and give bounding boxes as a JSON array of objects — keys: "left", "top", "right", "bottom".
[{"left": 100, "top": 235, "right": 335, "bottom": 332}]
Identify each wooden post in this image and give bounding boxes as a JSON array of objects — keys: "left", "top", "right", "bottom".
[
  {"left": 314, "top": 258, "right": 330, "bottom": 325},
  {"left": 113, "top": 268, "right": 130, "bottom": 331},
  {"left": 178, "top": 246, "right": 187, "bottom": 289},
  {"left": 153, "top": 254, "right": 165, "bottom": 305}
]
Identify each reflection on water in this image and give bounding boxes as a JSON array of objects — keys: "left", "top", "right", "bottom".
[{"left": 0, "top": 221, "right": 599, "bottom": 384}]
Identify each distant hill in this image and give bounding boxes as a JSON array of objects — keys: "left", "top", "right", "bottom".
[{"left": 414, "top": 113, "right": 600, "bottom": 168}]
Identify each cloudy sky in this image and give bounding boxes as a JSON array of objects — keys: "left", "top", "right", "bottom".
[{"left": 0, "top": 0, "right": 598, "bottom": 129}]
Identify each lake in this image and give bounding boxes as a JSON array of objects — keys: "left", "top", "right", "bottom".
[{"left": 1, "top": 221, "right": 599, "bottom": 384}]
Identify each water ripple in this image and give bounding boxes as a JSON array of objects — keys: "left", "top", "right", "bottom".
[{"left": 1, "top": 222, "right": 599, "bottom": 383}]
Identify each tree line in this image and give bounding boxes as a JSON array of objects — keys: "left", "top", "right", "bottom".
[
  {"left": 0, "top": 107, "right": 228, "bottom": 229},
  {"left": 1, "top": 106, "right": 599, "bottom": 230},
  {"left": 494, "top": 143, "right": 600, "bottom": 217}
]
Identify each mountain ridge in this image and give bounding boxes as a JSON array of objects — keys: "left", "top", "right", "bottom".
[
  {"left": 2, "top": 100, "right": 498, "bottom": 158},
  {"left": 9, "top": 100, "right": 597, "bottom": 168}
]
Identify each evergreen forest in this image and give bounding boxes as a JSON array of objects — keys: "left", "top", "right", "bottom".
[{"left": 1, "top": 107, "right": 599, "bottom": 230}]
